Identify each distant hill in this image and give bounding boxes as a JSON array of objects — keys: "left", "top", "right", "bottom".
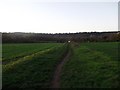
[{"left": 2, "top": 31, "right": 120, "bottom": 43}]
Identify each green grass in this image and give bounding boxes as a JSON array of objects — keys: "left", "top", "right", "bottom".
[
  {"left": 3, "top": 43, "right": 69, "bottom": 89},
  {"left": 2, "top": 43, "right": 61, "bottom": 63},
  {"left": 3, "top": 42, "right": 119, "bottom": 88},
  {"left": 61, "top": 42, "right": 119, "bottom": 88},
  {"left": 79, "top": 42, "right": 119, "bottom": 60}
]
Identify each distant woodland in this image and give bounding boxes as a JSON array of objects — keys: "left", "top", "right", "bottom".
[{"left": 2, "top": 31, "right": 120, "bottom": 43}]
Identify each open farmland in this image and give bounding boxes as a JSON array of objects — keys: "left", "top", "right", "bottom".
[
  {"left": 2, "top": 43, "right": 69, "bottom": 89},
  {"left": 2, "top": 42, "right": 119, "bottom": 89},
  {"left": 61, "top": 42, "right": 119, "bottom": 88},
  {"left": 2, "top": 43, "right": 62, "bottom": 63}
]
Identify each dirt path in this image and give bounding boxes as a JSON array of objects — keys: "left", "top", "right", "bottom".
[{"left": 51, "top": 50, "right": 71, "bottom": 88}]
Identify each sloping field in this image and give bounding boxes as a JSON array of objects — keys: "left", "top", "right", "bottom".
[
  {"left": 3, "top": 43, "right": 69, "bottom": 89},
  {"left": 61, "top": 42, "right": 119, "bottom": 88}
]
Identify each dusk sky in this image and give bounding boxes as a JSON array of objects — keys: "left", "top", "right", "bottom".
[{"left": 0, "top": 0, "right": 119, "bottom": 33}]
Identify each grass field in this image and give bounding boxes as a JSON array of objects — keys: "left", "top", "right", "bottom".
[
  {"left": 2, "top": 42, "right": 119, "bottom": 89},
  {"left": 61, "top": 42, "right": 119, "bottom": 88},
  {"left": 2, "top": 43, "right": 61, "bottom": 62},
  {"left": 3, "top": 43, "right": 69, "bottom": 89}
]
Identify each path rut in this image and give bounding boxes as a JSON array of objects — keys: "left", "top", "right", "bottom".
[{"left": 51, "top": 50, "right": 71, "bottom": 88}]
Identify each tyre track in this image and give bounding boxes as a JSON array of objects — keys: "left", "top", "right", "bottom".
[
  {"left": 3, "top": 48, "right": 54, "bottom": 71},
  {"left": 51, "top": 49, "right": 71, "bottom": 88}
]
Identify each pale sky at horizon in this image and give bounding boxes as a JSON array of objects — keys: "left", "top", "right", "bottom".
[{"left": 0, "top": 0, "right": 119, "bottom": 33}]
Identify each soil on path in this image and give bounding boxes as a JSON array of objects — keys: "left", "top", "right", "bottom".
[{"left": 51, "top": 50, "right": 71, "bottom": 88}]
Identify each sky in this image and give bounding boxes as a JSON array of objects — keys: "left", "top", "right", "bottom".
[{"left": 0, "top": 0, "right": 119, "bottom": 33}]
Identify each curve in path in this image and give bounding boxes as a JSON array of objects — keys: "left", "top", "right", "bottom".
[{"left": 51, "top": 50, "right": 71, "bottom": 88}]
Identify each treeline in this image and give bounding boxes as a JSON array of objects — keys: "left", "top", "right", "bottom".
[{"left": 2, "top": 31, "right": 120, "bottom": 43}]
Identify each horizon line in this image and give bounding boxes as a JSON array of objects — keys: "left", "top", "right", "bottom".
[{"left": 1, "top": 31, "right": 119, "bottom": 34}]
